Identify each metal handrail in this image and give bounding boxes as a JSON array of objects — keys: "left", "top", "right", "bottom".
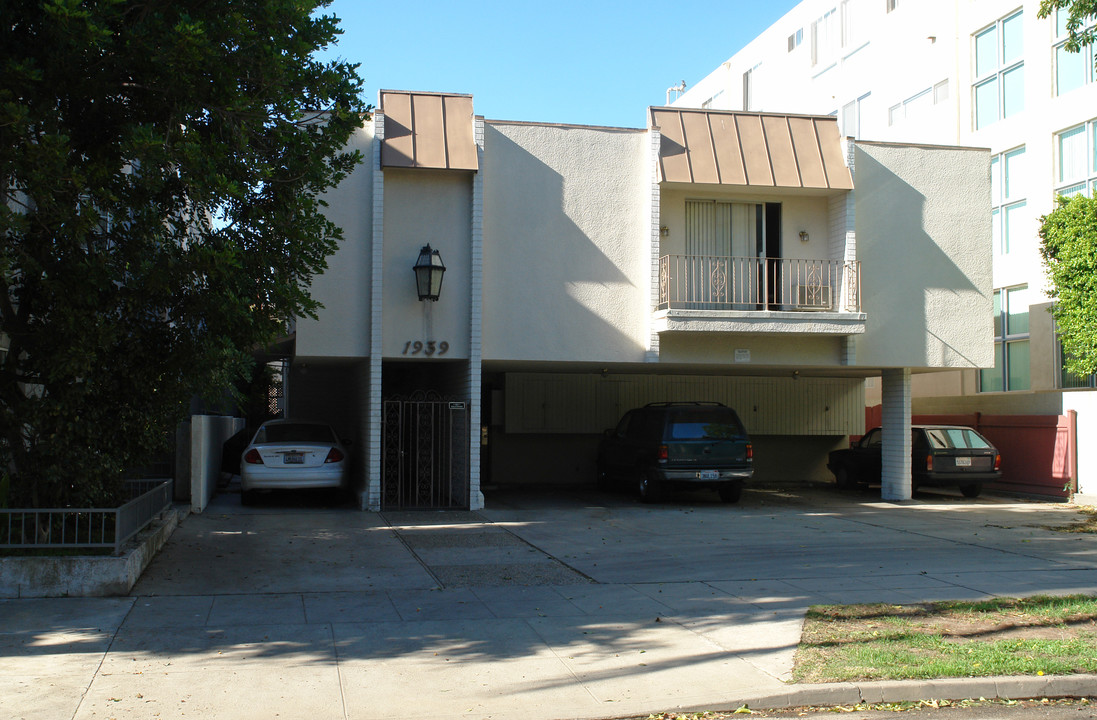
[
  {"left": 658, "top": 255, "right": 861, "bottom": 312},
  {"left": 0, "top": 478, "right": 172, "bottom": 554}
]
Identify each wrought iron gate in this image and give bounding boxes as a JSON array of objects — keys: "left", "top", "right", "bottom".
[{"left": 381, "top": 392, "right": 470, "bottom": 510}]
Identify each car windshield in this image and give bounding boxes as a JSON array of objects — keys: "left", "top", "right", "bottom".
[
  {"left": 668, "top": 414, "right": 744, "bottom": 440},
  {"left": 255, "top": 423, "right": 336, "bottom": 444},
  {"left": 923, "top": 427, "right": 992, "bottom": 450}
]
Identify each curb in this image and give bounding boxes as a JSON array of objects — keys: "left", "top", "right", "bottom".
[{"left": 737, "top": 674, "right": 1097, "bottom": 712}]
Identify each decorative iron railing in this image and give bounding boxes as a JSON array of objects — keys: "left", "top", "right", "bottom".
[
  {"left": 658, "top": 255, "right": 861, "bottom": 312},
  {"left": 0, "top": 478, "right": 172, "bottom": 554}
]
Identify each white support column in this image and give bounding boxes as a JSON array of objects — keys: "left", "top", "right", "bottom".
[
  {"left": 646, "top": 126, "right": 662, "bottom": 363},
  {"left": 880, "top": 368, "right": 912, "bottom": 501},
  {"left": 364, "top": 111, "right": 386, "bottom": 511},
  {"left": 468, "top": 117, "right": 485, "bottom": 511}
]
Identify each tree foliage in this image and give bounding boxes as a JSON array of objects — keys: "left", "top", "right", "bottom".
[
  {"left": 1040, "top": 195, "right": 1097, "bottom": 377},
  {"left": 0, "top": 0, "right": 365, "bottom": 507},
  {"left": 1039, "top": 1, "right": 1097, "bottom": 53}
]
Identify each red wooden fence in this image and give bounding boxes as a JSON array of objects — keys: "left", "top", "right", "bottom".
[{"left": 863, "top": 406, "right": 1076, "bottom": 499}]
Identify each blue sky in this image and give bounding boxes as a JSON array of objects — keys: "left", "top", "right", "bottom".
[{"left": 316, "top": 0, "right": 800, "bottom": 128}]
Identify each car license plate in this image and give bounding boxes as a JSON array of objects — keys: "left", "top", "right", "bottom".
[
  {"left": 283, "top": 453, "right": 304, "bottom": 464},
  {"left": 697, "top": 470, "right": 720, "bottom": 480},
  {"left": 955, "top": 457, "right": 972, "bottom": 467}
]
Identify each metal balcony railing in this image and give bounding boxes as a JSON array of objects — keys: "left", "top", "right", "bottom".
[{"left": 658, "top": 256, "right": 861, "bottom": 313}]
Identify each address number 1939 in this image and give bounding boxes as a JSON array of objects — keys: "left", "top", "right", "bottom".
[{"left": 402, "top": 340, "right": 449, "bottom": 357}]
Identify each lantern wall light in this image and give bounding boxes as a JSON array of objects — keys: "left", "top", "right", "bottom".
[{"left": 413, "top": 244, "right": 446, "bottom": 301}]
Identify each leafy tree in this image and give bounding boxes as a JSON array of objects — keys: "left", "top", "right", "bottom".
[
  {"left": 1038, "top": 2, "right": 1097, "bottom": 378},
  {"left": 1039, "top": 1, "right": 1097, "bottom": 52},
  {"left": 0, "top": 0, "right": 365, "bottom": 507},
  {"left": 1040, "top": 195, "right": 1097, "bottom": 377}
]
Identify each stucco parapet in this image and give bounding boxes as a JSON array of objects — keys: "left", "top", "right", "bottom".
[{"left": 653, "top": 310, "right": 867, "bottom": 336}]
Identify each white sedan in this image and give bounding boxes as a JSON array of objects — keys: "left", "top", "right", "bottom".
[{"left": 239, "top": 420, "right": 348, "bottom": 504}]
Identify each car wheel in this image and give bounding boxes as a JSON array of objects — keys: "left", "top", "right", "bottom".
[
  {"left": 834, "top": 467, "right": 854, "bottom": 489},
  {"left": 637, "top": 469, "right": 661, "bottom": 504},
  {"left": 960, "top": 483, "right": 982, "bottom": 498},
  {"left": 718, "top": 482, "right": 743, "bottom": 503}
]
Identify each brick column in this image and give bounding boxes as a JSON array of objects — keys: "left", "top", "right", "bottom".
[
  {"left": 364, "top": 111, "right": 386, "bottom": 511},
  {"left": 646, "top": 126, "right": 661, "bottom": 362},
  {"left": 880, "top": 368, "right": 912, "bottom": 501},
  {"left": 468, "top": 117, "right": 485, "bottom": 510}
]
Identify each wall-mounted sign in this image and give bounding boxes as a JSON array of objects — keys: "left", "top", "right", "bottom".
[
  {"left": 734, "top": 349, "right": 751, "bottom": 363},
  {"left": 401, "top": 340, "right": 450, "bottom": 357}
]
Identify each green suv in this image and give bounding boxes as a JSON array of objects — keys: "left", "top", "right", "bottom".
[{"left": 596, "top": 402, "right": 753, "bottom": 503}]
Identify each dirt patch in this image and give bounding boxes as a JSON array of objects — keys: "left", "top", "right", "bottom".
[
  {"left": 1046, "top": 505, "right": 1097, "bottom": 534},
  {"left": 806, "top": 602, "right": 1097, "bottom": 643}
]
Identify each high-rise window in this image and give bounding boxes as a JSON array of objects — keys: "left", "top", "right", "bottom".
[
  {"left": 1055, "top": 120, "right": 1097, "bottom": 197},
  {"left": 841, "top": 0, "right": 863, "bottom": 51},
  {"left": 990, "top": 146, "right": 1027, "bottom": 254},
  {"left": 888, "top": 80, "right": 949, "bottom": 126},
  {"left": 788, "top": 28, "right": 803, "bottom": 52},
  {"left": 840, "top": 93, "right": 869, "bottom": 137},
  {"left": 1054, "top": 8, "right": 1095, "bottom": 95},
  {"left": 980, "top": 286, "right": 1031, "bottom": 392},
  {"left": 973, "top": 11, "right": 1024, "bottom": 130},
  {"left": 812, "top": 8, "right": 839, "bottom": 67}
]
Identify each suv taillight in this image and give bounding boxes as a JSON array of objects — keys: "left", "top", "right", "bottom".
[
  {"left": 926, "top": 454, "right": 934, "bottom": 471},
  {"left": 656, "top": 444, "right": 668, "bottom": 462},
  {"left": 746, "top": 443, "right": 753, "bottom": 460}
]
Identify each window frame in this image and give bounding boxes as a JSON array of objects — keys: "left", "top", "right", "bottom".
[
  {"left": 1055, "top": 119, "right": 1097, "bottom": 198},
  {"left": 972, "top": 10, "right": 1025, "bottom": 130},
  {"left": 990, "top": 145, "right": 1027, "bottom": 255},
  {"left": 1053, "top": 7, "right": 1096, "bottom": 96},
  {"left": 888, "top": 79, "right": 950, "bottom": 127},
  {"left": 979, "top": 285, "right": 1031, "bottom": 393}
]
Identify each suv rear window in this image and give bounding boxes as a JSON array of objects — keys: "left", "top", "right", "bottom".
[
  {"left": 924, "top": 427, "right": 991, "bottom": 450},
  {"left": 666, "top": 411, "right": 745, "bottom": 440}
]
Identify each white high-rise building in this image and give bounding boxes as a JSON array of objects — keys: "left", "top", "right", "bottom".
[{"left": 676, "top": 0, "right": 1097, "bottom": 440}]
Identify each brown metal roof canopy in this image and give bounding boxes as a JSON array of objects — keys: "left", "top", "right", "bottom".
[
  {"left": 381, "top": 90, "right": 478, "bottom": 171},
  {"left": 650, "top": 107, "right": 852, "bottom": 190}
]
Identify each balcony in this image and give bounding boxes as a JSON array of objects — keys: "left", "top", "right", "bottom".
[{"left": 655, "top": 256, "right": 865, "bottom": 335}]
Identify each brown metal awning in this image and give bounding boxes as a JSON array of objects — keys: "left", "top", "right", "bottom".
[
  {"left": 381, "top": 90, "right": 478, "bottom": 171},
  {"left": 650, "top": 107, "right": 852, "bottom": 190}
]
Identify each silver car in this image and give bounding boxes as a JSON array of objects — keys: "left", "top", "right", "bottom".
[{"left": 239, "top": 420, "right": 348, "bottom": 504}]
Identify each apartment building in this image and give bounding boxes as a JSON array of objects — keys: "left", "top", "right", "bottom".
[
  {"left": 283, "top": 89, "right": 993, "bottom": 510},
  {"left": 676, "top": 0, "right": 1097, "bottom": 498}
]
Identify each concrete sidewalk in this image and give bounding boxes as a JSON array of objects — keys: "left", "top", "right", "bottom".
[{"left": 3, "top": 484, "right": 1097, "bottom": 720}]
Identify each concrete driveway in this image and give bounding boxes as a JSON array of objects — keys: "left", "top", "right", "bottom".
[{"left": 3, "top": 484, "right": 1097, "bottom": 720}]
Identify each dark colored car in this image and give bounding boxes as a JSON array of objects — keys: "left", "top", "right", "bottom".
[
  {"left": 596, "top": 401, "right": 753, "bottom": 503},
  {"left": 827, "top": 425, "right": 1001, "bottom": 498}
]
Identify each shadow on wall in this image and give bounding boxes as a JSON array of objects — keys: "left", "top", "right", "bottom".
[
  {"left": 285, "top": 359, "right": 369, "bottom": 491},
  {"left": 854, "top": 148, "right": 984, "bottom": 369},
  {"left": 481, "top": 124, "right": 649, "bottom": 362}
]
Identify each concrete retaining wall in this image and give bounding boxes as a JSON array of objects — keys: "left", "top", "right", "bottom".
[{"left": 0, "top": 508, "right": 180, "bottom": 598}]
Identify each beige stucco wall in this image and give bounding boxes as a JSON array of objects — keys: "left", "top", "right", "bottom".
[
  {"left": 481, "top": 122, "right": 651, "bottom": 363},
  {"left": 658, "top": 333, "right": 846, "bottom": 368},
  {"left": 381, "top": 169, "right": 473, "bottom": 360},
  {"left": 853, "top": 142, "right": 994, "bottom": 370},
  {"left": 295, "top": 124, "right": 375, "bottom": 359}
]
